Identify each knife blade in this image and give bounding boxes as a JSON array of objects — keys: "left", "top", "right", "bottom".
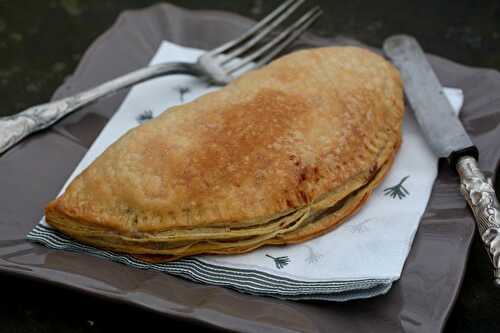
[{"left": 383, "top": 34, "right": 500, "bottom": 286}]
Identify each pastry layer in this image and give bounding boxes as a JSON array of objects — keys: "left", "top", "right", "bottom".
[
  {"left": 47, "top": 136, "right": 399, "bottom": 262},
  {"left": 45, "top": 46, "right": 404, "bottom": 261}
]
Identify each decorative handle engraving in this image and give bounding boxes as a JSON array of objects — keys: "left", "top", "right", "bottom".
[
  {"left": 0, "top": 62, "right": 198, "bottom": 154},
  {"left": 0, "top": 100, "right": 73, "bottom": 153},
  {"left": 457, "top": 156, "right": 500, "bottom": 286}
]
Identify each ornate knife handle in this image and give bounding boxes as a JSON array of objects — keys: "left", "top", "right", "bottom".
[
  {"left": 457, "top": 156, "right": 500, "bottom": 286},
  {"left": 0, "top": 61, "right": 199, "bottom": 154}
]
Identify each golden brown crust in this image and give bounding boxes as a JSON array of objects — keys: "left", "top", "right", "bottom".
[
  {"left": 45, "top": 46, "right": 404, "bottom": 261},
  {"left": 44, "top": 139, "right": 398, "bottom": 262},
  {"left": 131, "top": 141, "right": 398, "bottom": 263}
]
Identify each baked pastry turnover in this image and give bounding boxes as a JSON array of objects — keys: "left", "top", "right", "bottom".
[{"left": 45, "top": 46, "right": 404, "bottom": 262}]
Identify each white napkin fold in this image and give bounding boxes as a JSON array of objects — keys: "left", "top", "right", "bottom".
[{"left": 28, "top": 41, "right": 463, "bottom": 301}]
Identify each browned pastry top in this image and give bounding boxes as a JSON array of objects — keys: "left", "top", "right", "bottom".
[{"left": 46, "top": 46, "right": 403, "bottom": 243}]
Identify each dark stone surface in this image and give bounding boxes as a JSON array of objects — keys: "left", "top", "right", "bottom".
[{"left": 0, "top": 1, "right": 499, "bottom": 332}]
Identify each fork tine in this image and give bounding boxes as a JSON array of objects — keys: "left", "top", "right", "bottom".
[
  {"left": 226, "top": 7, "right": 322, "bottom": 75},
  {"left": 252, "top": 8, "right": 322, "bottom": 69},
  {"left": 206, "top": 0, "right": 299, "bottom": 56},
  {"left": 218, "top": 0, "right": 307, "bottom": 63}
]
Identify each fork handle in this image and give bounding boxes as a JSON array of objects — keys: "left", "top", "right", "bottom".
[{"left": 0, "top": 61, "right": 199, "bottom": 154}]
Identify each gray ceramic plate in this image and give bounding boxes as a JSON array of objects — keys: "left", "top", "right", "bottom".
[{"left": 2, "top": 3, "right": 500, "bottom": 332}]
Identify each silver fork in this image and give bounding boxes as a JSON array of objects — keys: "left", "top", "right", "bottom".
[{"left": 0, "top": 0, "right": 322, "bottom": 154}]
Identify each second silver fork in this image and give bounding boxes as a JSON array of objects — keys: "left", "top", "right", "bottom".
[{"left": 0, "top": 0, "right": 321, "bottom": 154}]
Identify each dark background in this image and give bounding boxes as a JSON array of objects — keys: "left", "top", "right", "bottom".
[{"left": 1, "top": 0, "right": 499, "bottom": 332}]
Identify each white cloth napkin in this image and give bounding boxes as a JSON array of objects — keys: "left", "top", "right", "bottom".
[{"left": 28, "top": 41, "right": 463, "bottom": 301}]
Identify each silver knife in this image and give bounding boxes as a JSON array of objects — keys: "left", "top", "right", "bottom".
[{"left": 383, "top": 35, "right": 500, "bottom": 286}]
